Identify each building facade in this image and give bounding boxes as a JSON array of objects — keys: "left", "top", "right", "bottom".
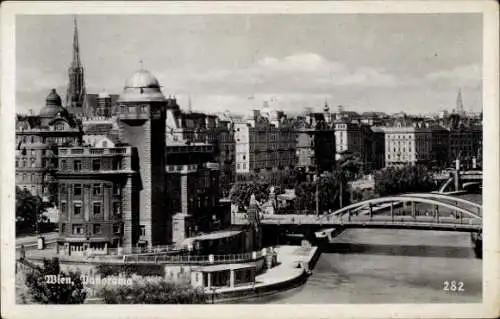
[
  {"left": 294, "top": 112, "right": 336, "bottom": 174},
  {"left": 15, "top": 89, "right": 82, "bottom": 202},
  {"left": 383, "top": 125, "right": 433, "bottom": 167},
  {"left": 55, "top": 145, "right": 136, "bottom": 255},
  {"left": 234, "top": 109, "right": 296, "bottom": 185}
]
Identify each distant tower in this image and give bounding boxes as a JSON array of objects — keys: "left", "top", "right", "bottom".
[
  {"left": 65, "top": 17, "right": 87, "bottom": 117},
  {"left": 323, "top": 99, "right": 331, "bottom": 124},
  {"left": 456, "top": 89, "right": 465, "bottom": 116},
  {"left": 96, "top": 90, "right": 112, "bottom": 117},
  {"left": 117, "top": 68, "right": 167, "bottom": 251},
  {"left": 188, "top": 95, "right": 192, "bottom": 113}
]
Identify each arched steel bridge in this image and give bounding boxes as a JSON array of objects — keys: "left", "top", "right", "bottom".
[{"left": 235, "top": 193, "right": 482, "bottom": 232}]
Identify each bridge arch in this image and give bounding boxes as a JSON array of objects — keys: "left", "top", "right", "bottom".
[
  {"left": 320, "top": 195, "right": 482, "bottom": 221},
  {"left": 403, "top": 193, "right": 482, "bottom": 212}
]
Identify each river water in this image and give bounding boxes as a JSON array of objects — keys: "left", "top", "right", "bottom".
[{"left": 244, "top": 194, "right": 482, "bottom": 304}]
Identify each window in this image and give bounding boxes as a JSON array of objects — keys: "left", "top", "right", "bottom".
[
  {"left": 92, "top": 159, "right": 101, "bottom": 171},
  {"left": 113, "top": 224, "right": 121, "bottom": 234},
  {"left": 112, "top": 183, "right": 121, "bottom": 196},
  {"left": 140, "top": 225, "right": 146, "bottom": 236},
  {"left": 102, "top": 141, "right": 108, "bottom": 147},
  {"left": 73, "top": 160, "right": 82, "bottom": 171},
  {"left": 93, "top": 184, "right": 102, "bottom": 195},
  {"left": 112, "top": 159, "right": 122, "bottom": 170},
  {"left": 93, "top": 202, "right": 102, "bottom": 216},
  {"left": 74, "top": 184, "right": 82, "bottom": 196},
  {"left": 60, "top": 202, "right": 67, "bottom": 214},
  {"left": 22, "top": 159, "right": 26, "bottom": 167},
  {"left": 15, "top": 160, "right": 18, "bottom": 168},
  {"left": 72, "top": 224, "right": 83, "bottom": 235},
  {"left": 73, "top": 202, "right": 82, "bottom": 215},
  {"left": 60, "top": 184, "right": 67, "bottom": 194},
  {"left": 112, "top": 202, "right": 121, "bottom": 216},
  {"left": 22, "top": 173, "right": 27, "bottom": 181},
  {"left": 93, "top": 224, "right": 102, "bottom": 234},
  {"left": 61, "top": 160, "right": 67, "bottom": 170},
  {"left": 55, "top": 123, "right": 65, "bottom": 131}
]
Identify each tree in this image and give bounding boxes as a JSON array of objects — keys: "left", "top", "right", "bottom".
[
  {"left": 293, "top": 170, "right": 351, "bottom": 214},
  {"left": 229, "top": 176, "right": 272, "bottom": 208},
  {"left": 374, "top": 165, "right": 435, "bottom": 196},
  {"left": 16, "top": 187, "right": 51, "bottom": 235},
  {"left": 97, "top": 279, "right": 207, "bottom": 304},
  {"left": 23, "top": 258, "right": 87, "bottom": 304}
]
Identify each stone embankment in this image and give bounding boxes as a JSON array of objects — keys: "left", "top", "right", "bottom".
[{"left": 212, "top": 245, "right": 320, "bottom": 303}]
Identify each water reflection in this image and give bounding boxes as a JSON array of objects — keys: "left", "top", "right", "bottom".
[{"left": 322, "top": 242, "right": 475, "bottom": 259}]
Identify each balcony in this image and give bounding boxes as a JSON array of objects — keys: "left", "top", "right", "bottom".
[{"left": 59, "top": 147, "right": 132, "bottom": 157}]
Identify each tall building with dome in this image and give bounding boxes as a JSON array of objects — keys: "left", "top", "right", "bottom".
[
  {"left": 116, "top": 68, "right": 168, "bottom": 250},
  {"left": 16, "top": 89, "right": 83, "bottom": 203}
]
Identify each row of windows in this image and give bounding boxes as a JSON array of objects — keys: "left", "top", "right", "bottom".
[
  {"left": 16, "top": 135, "right": 75, "bottom": 144},
  {"left": 60, "top": 159, "right": 122, "bottom": 171},
  {"left": 60, "top": 201, "right": 121, "bottom": 217},
  {"left": 66, "top": 223, "right": 122, "bottom": 235},
  {"left": 60, "top": 183, "right": 121, "bottom": 196}
]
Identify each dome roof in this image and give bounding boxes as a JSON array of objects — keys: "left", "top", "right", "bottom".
[
  {"left": 118, "top": 69, "right": 165, "bottom": 103},
  {"left": 39, "top": 89, "right": 68, "bottom": 118},
  {"left": 125, "top": 70, "right": 161, "bottom": 88}
]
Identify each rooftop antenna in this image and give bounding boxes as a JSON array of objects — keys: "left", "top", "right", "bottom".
[{"left": 188, "top": 94, "right": 192, "bottom": 113}]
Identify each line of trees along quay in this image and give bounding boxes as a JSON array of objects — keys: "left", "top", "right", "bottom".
[
  {"left": 373, "top": 165, "right": 436, "bottom": 197},
  {"left": 230, "top": 164, "right": 437, "bottom": 215}
]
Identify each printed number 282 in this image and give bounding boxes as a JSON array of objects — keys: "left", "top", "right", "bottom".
[{"left": 443, "top": 281, "right": 465, "bottom": 292}]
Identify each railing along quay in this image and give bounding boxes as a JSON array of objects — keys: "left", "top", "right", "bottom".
[{"left": 122, "top": 251, "right": 262, "bottom": 264}]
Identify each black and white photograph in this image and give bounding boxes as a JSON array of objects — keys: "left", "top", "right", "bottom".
[{"left": 1, "top": 1, "right": 499, "bottom": 318}]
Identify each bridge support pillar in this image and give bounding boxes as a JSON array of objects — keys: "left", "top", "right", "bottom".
[
  {"left": 411, "top": 202, "right": 416, "bottom": 218},
  {"left": 369, "top": 204, "right": 373, "bottom": 220},
  {"left": 471, "top": 232, "right": 482, "bottom": 259}
]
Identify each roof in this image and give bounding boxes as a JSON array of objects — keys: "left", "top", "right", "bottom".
[{"left": 192, "top": 262, "right": 257, "bottom": 272}]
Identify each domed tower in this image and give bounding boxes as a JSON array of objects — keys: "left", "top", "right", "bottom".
[
  {"left": 117, "top": 69, "right": 168, "bottom": 251},
  {"left": 39, "top": 89, "right": 69, "bottom": 126}
]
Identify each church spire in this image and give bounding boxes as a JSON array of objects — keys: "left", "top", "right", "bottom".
[
  {"left": 72, "top": 17, "right": 81, "bottom": 67},
  {"left": 66, "top": 16, "right": 86, "bottom": 115},
  {"left": 456, "top": 88, "right": 464, "bottom": 116}
]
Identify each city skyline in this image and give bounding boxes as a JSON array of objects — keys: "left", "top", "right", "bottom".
[{"left": 17, "top": 14, "right": 482, "bottom": 115}]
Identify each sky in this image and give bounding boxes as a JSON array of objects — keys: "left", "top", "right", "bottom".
[{"left": 16, "top": 14, "right": 482, "bottom": 116}]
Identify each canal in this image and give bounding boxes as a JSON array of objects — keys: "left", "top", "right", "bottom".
[{"left": 245, "top": 193, "right": 482, "bottom": 303}]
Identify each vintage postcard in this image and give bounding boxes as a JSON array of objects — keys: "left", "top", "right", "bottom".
[{"left": 1, "top": 1, "right": 499, "bottom": 318}]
